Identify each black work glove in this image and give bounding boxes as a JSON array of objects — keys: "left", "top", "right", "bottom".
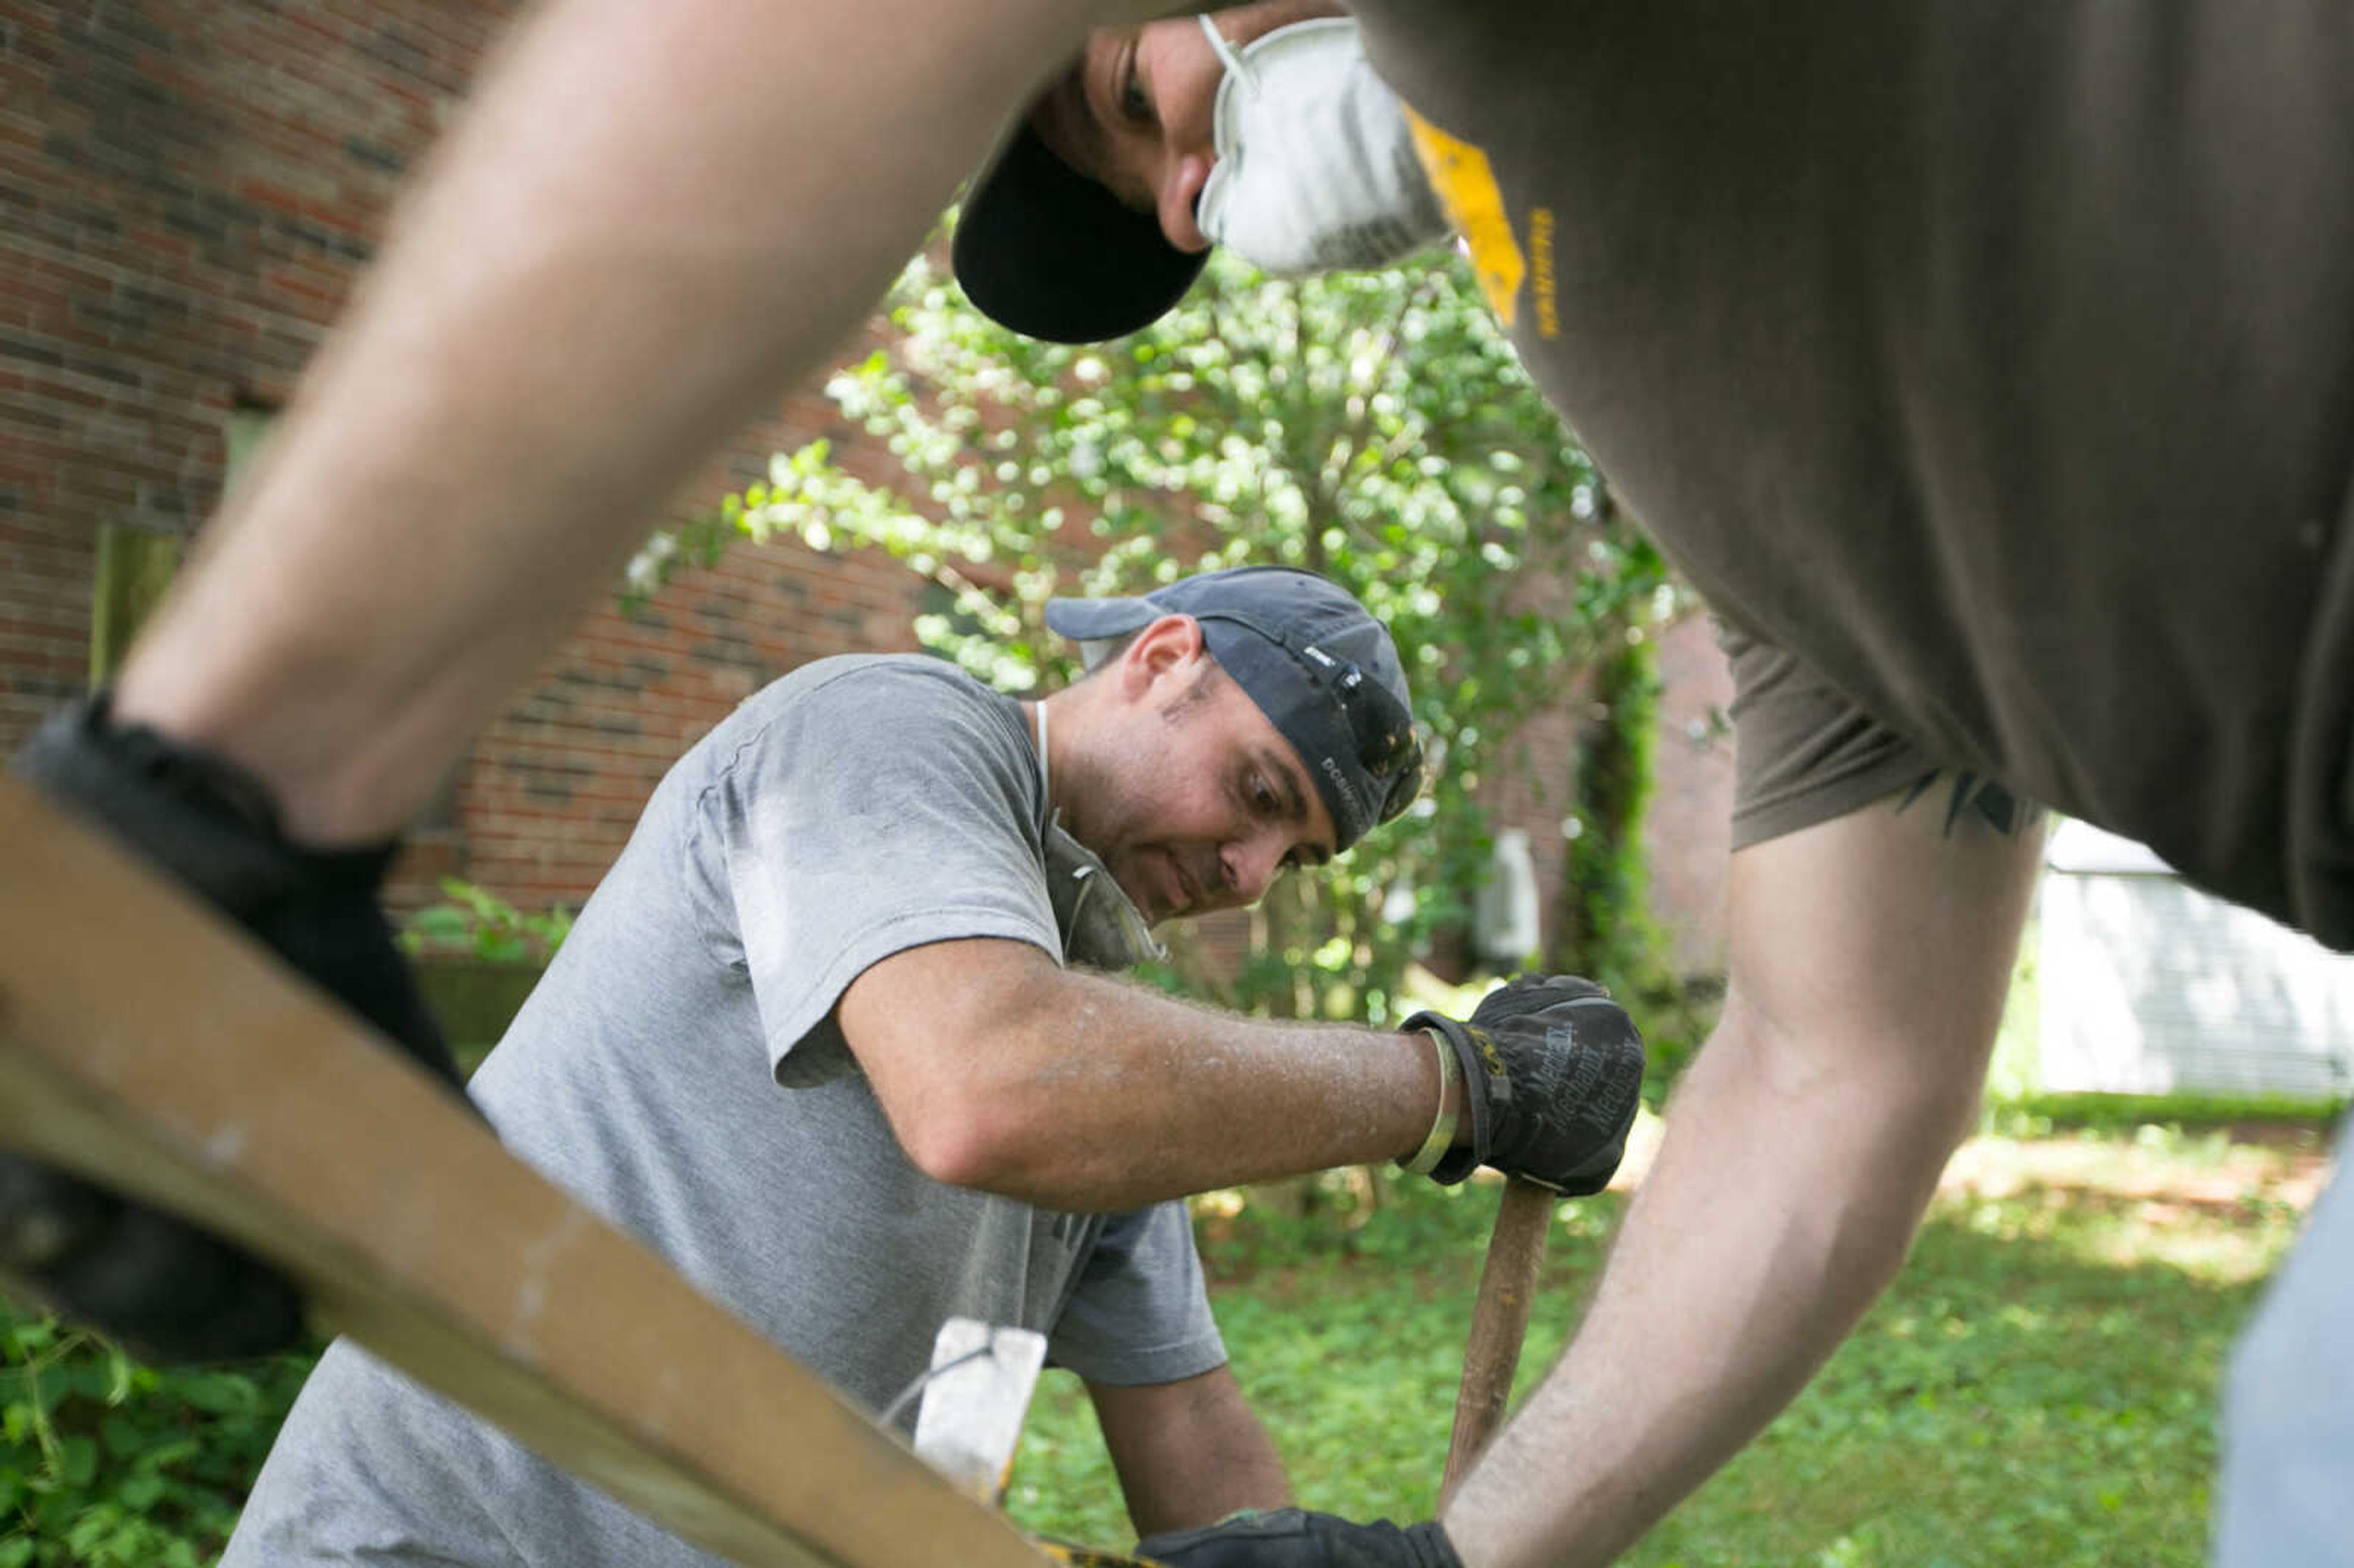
[
  {"left": 1139, "top": 1510, "right": 1461, "bottom": 1568},
  {"left": 2, "top": 695, "right": 471, "bottom": 1362},
  {"left": 1403, "top": 973, "right": 1644, "bottom": 1193}
]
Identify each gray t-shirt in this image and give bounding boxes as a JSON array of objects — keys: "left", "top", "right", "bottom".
[{"left": 225, "top": 655, "right": 1225, "bottom": 1568}]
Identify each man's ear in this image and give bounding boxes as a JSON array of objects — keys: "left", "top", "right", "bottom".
[{"left": 1115, "top": 614, "right": 1208, "bottom": 699}]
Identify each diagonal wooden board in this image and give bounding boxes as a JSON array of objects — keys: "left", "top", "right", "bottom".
[{"left": 0, "top": 776, "right": 1051, "bottom": 1568}]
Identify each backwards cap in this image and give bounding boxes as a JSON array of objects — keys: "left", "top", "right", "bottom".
[
  {"left": 1045, "top": 566, "right": 1421, "bottom": 849},
  {"left": 953, "top": 104, "right": 1206, "bottom": 344}
]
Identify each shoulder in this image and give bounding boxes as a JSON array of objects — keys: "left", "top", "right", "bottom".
[
  {"left": 689, "top": 655, "right": 1042, "bottom": 822},
  {"left": 707, "top": 655, "right": 1031, "bottom": 765},
  {"left": 760, "top": 653, "right": 1013, "bottom": 723}
]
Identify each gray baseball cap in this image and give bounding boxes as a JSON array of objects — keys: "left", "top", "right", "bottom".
[{"left": 1044, "top": 566, "right": 1421, "bottom": 850}]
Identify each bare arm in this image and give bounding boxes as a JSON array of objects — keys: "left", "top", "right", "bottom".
[
  {"left": 837, "top": 937, "right": 1442, "bottom": 1211},
  {"left": 113, "top": 0, "right": 1148, "bottom": 843},
  {"left": 1091, "top": 1368, "right": 1293, "bottom": 1537},
  {"left": 1440, "top": 790, "right": 2044, "bottom": 1568}
]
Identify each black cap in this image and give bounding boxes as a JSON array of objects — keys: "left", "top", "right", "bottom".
[
  {"left": 1045, "top": 566, "right": 1420, "bottom": 849},
  {"left": 953, "top": 120, "right": 1207, "bottom": 345}
]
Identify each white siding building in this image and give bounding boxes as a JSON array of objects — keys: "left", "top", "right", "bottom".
[{"left": 2039, "top": 821, "right": 2354, "bottom": 1100}]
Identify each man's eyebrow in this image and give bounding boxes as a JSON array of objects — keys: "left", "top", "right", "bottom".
[
  {"left": 1032, "top": 37, "right": 1155, "bottom": 213},
  {"left": 1258, "top": 747, "right": 1333, "bottom": 864}
]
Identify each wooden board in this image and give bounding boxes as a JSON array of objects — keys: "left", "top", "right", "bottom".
[{"left": 0, "top": 776, "right": 1050, "bottom": 1568}]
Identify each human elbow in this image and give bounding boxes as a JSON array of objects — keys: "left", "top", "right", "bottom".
[{"left": 892, "top": 1084, "right": 1060, "bottom": 1197}]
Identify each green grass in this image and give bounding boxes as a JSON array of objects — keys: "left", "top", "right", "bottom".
[
  {"left": 1007, "top": 1132, "right": 2321, "bottom": 1568},
  {"left": 1992, "top": 1092, "right": 2348, "bottom": 1139}
]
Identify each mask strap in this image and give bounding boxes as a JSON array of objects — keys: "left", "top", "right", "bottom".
[{"left": 1198, "top": 13, "right": 1257, "bottom": 93}]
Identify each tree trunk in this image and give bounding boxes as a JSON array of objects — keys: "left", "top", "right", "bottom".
[{"left": 1554, "top": 635, "right": 1661, "bottom": 984}]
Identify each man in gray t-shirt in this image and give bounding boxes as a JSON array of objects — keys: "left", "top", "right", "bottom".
[{"left": 221, "top": 565, "right": 1644, "bottom": 1567}]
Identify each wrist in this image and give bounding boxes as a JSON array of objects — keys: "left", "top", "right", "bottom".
[{"left": 1397, "top": 1027, "right": 1461, "bottom": 1175}]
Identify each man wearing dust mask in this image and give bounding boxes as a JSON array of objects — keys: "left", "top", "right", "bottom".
[{"left": 951, "top": 2, "right": 1450, "bottom": 342}]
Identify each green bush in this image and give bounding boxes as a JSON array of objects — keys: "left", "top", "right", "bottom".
[
  {"left": 0, "top": 1311, "right": 314, "bottom": 1566},
  {"left": 398, "top": 878, "right": 571, "bottom": 966}
]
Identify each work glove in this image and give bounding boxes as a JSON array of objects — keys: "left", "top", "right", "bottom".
[
  {"left": 1140, "top": 1510, "right": 1460, "bottom": 1568},
  {"left": 1403, "top": 972, "right": 1644, "bottom": 1193},
  {"left": 2, "top": 695, "right": 471, "bottom": 1362}
]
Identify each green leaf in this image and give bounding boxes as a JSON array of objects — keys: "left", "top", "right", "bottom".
[
  {"left": 58, "top": 1436, "right": 96, "bottom": 1490},
  {"left": 98, "top": 1413, "right": 145, "bottom": 1458},
  {"left": 170, "top": 1372, "right": 257, "bottom": 1416}
]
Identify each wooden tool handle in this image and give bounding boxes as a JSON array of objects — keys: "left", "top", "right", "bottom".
[
  {"left": 0, "top": 779, "right": 1049, "bottom": 1568},
  {"left": 1439, "top": 1178, "right": 1555, "bottom": 1509}
]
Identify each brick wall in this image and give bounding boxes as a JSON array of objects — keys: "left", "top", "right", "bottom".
[
  {"left": 1, "top": 1, "right": 506, "bottom": 736},
  {"left": 2, "top": 0, "right": 1734, "bottom": 975},
  {"left": 0, "top": 0, "right": 934, "bottom": 915}
]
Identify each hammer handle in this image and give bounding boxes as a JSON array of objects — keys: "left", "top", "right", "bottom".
[{"left": 1439, "top": 1178, "right": 1555, "bottom": 1509}]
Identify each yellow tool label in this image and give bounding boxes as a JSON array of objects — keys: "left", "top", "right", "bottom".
[{"left": 1404, "top": 110, "right": 1558, "bottom": 339}]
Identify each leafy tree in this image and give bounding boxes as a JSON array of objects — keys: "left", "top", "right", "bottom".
[
  {"left": 650, "top": 242, "right": 1678, "bottom": 1025},
  {"left": 1559, "top": 628, "right": 1716, "bottom": 1094}
]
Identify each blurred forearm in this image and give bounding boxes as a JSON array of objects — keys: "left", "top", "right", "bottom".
[{"left": 115, "top": 0, "right": 1113, "bottom": 842}]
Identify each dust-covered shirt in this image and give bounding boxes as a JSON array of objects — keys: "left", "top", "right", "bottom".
[
  {"left": 223, "top": 656, "right": 1225, "bottom": 1568},
  {"left": 1364, "top": 0, "right": 2354, "bottom": 945}
]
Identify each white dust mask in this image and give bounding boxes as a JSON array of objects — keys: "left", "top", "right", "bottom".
[{"left": 1192, "top": 15, "right": 1450, "bottom": 276}]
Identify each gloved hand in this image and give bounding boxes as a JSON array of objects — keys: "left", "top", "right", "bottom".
[
  {"left": 1403, "top": 972, "right": 1644, "bottom": 1192},
  {"left": 4, "top": 695, "right": 472, "bottom": 1362},
  {"left": 1138, "top": 1509, "right": 1460, "bottom": 1568}
]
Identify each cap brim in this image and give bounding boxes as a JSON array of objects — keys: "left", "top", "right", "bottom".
[{"left": 953, "top": 120, "right": 1207, "bottom": 345}]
